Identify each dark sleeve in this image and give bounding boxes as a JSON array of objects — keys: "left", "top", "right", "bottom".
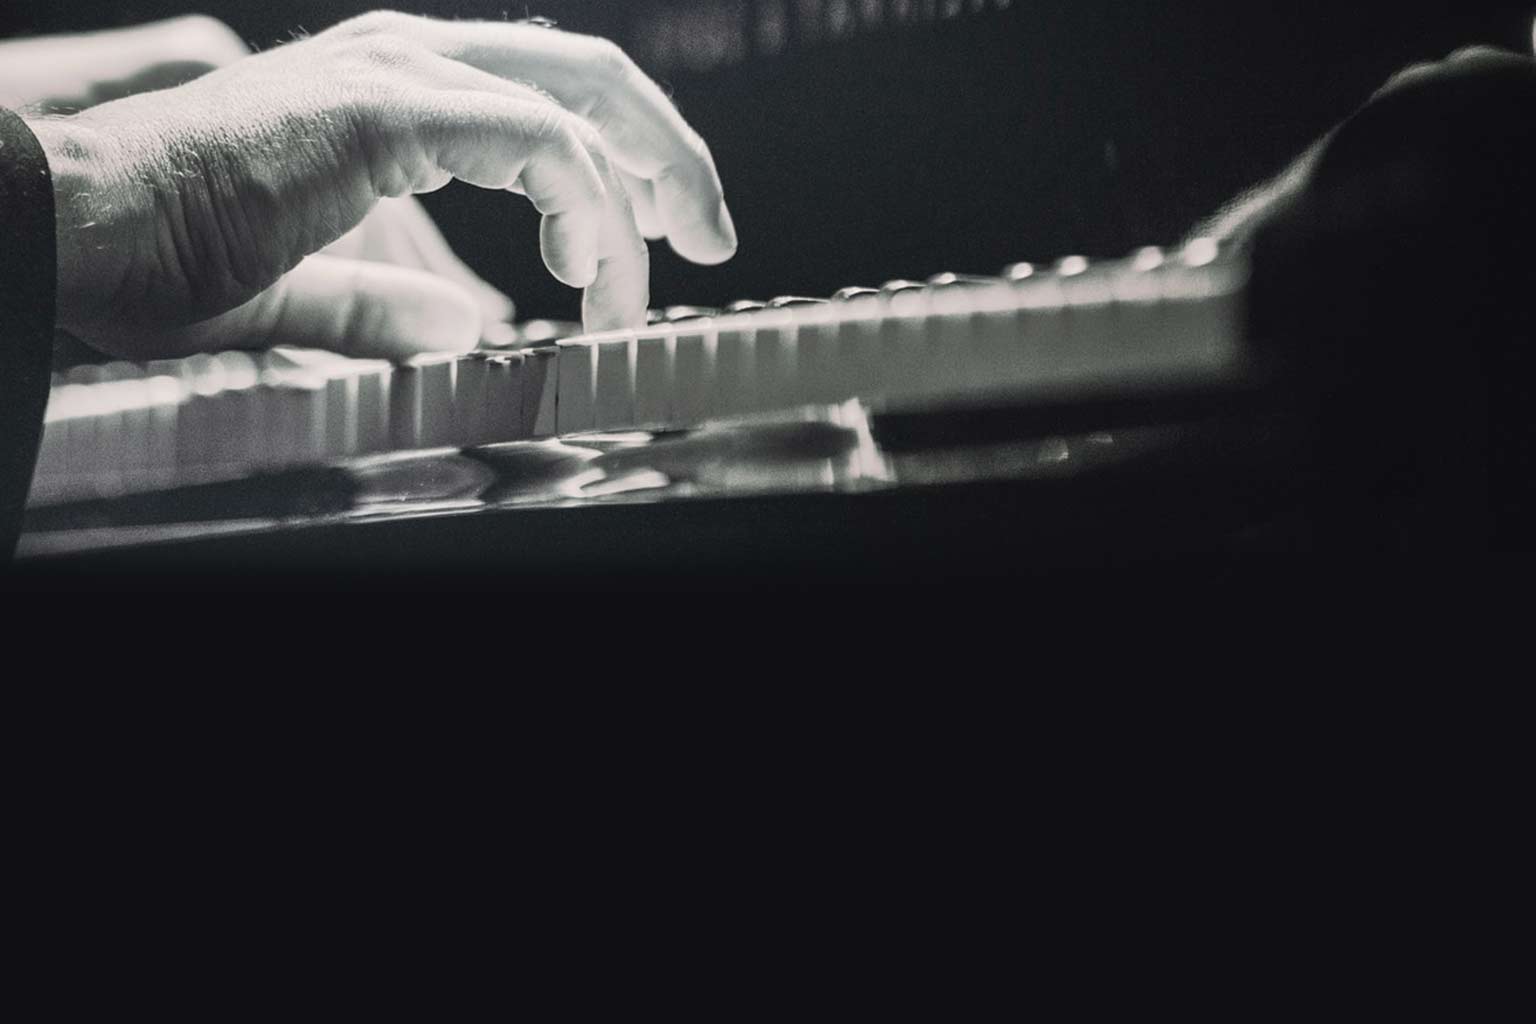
[{"left": 0, "top": 106, "right": 56, "bottom": 559}]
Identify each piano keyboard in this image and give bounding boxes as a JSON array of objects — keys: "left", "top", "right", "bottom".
[{"left": 29, "top": 240, "right": 1247, "bottom": 506}]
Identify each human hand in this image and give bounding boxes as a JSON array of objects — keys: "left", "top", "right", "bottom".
[
  {"left": 1193, "top": 43, "right": 1534, "bottom": 547},
  {"left": 1191, "top": 43, "right": 1533, "bottom": 356},
  {"left": 1194, "top": 44, "right": 1534, "bottom": 255},
  {"left": 0, "top": 15, "right": 518, "bottom": 345},
  {"left": 27, "top": 11, "right": 738, "bottom": 360},
  {"left": 0, "top": 16, "right": 248, "bottom": 114}
]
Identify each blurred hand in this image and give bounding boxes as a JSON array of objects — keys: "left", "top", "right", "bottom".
[
  {"left": 1194, "top": 44, "right": 1534, "bottom": 254},
  {"left": 0, "top": 15, "right": 520, "bottom": 345},
  {"left": 1193, "top": 44, "right": 1534, "bottom": 547},
  {"left": 26, "top": 11, "right": 738, "bottom": 361},
  {"left": 0, "top": 15, "right": 249, "bottom": 114}
]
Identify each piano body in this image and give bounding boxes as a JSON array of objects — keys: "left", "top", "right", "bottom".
[{"left": 13, "top": 1, "right": 1534, "bottom": 580}]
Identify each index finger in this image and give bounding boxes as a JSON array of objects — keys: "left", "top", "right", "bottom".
[{"left": 345, "top": 14, "right": 738, "bottom": 265}]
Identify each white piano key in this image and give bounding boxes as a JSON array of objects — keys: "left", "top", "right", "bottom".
[
  {"left": 174, "top": 393, "right": 212, "bottom": 476},
  {"left": 389, "top": 358, "right": 424, "bottom": 451},
  {"left": 594, "top": 336, "right": 637, "bottom": 431},
  {"left": 951, "top": 283, "right": 1024, "bottom": 395},
  {"left": 244, "top": 377, "right": 286, "bottom": 471},
  {"left": 556, "top": 341, "right": 597, "bottom": 435},
  {"left": 297, "top": 356, "right": 355, "bottom": 455},
  {"left": 879, "top": 289, "right": 932, "bottom": 403},
  {"left": 1007, "top": 271, "right": 1068, "bottom": 391},
  {"left": 1059, "top": 260, "right": 1118, "bottom": 383},
  {"left": 354, "top": 362, "right": 392, "bottom": 454},
  {"left": 1183, "top": 240, "right": 1247, "bottom": 369},
  {"left": 936, "top": 310, "right": 985, "bottom": 398},
  {"left": 266, "top": 348, "right": 383, "bottom": 458},
  {"left": 65, "top": 382, "right": 110, "bottom": 489},
  {"left": 390, "top": 351, "right": 458, "bottom": 450},
  {"left": 1109, "top": 250, "right": 1168, "bottom": 378},
  {"left": 633, "top": 329, "right": 674, "bottom": 430},
  {"left": 794, "top": 303, "right": 844, "bottom": 405},
  {"left": 671, "top": 324, "right": 716, "bottom": 429},
  {"left": 924, "top": 284, "right": 988, "bottom": 398},
  {"left": 114, "top": 380, "right": 154, "bottom": 486},
  {"left": 259, "top": 368, "right": 328, "bottom": 468},
  {"left": 144, "top": 376, "right": 184, "bottom": 486},
  {"left": 522, "top": 347, "right": 560, "bottom": 438},
  {"left": 422, "top": 353, "right": 459, "bottom": 448},
  {"left": 478, "top": 352, "right": 524, "bottom": 444},
  {"left": 33, "top": 413, "right": 67, "bottom": 484},
  {"left": 453, "top": 353, "right": 490, "bottom": 446},
  {"left": 324, "top": 373, "right": 359, "bottom": 458},
  {"left": 1155, "top": 241, "right": 1247, "bottom": 376},
  {"left": 87, "top": 383, "right": 129, "bottom": 493},
  {"left": 713, "top": 318, "right": 758, "bottom": 418},
  {"left": 46, "top": 385, "right": 93, "bottom": 485},
  {"left": 749, "top": 308, "right": 797, "bottom": 413},
  {"left": 216, "top": 353, "right": 264, "bottom": 474},
  {"left": 298, "top": 374, "right": 330, "bottom": 462},
  {"left": 829, "top": 298, "right": 885, "bottom": 405}
]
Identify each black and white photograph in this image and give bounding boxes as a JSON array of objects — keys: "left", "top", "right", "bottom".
[{"left": 3, "top": 0, "right": 1532, "bottom": 597}]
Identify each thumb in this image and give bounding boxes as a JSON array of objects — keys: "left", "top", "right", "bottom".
[{"left": 166, "top": 255, "right": 482, "bottom": 361}]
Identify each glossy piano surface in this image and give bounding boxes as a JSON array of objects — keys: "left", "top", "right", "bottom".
[{"left": 16, "top": 367, "right": 1309, "bottom": 584}]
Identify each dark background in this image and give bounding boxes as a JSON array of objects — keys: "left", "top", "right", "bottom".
[{"left": 4, "top": 1, "right": 1532, "bottom": 321}]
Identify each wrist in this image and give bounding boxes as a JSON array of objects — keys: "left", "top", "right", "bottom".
[{"left": 25, "top": 116, "right": 139, "bottom": 332}]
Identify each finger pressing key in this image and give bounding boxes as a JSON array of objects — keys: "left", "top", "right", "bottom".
[
  {"left": 580, "top": 141, "right": 651, "bottom": 332},
  {"left": 402, "top": 55, "right": 647, "bottom": 329},
  {"left": 376, "top": 15, "right": 738, "bottom": 264}
]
